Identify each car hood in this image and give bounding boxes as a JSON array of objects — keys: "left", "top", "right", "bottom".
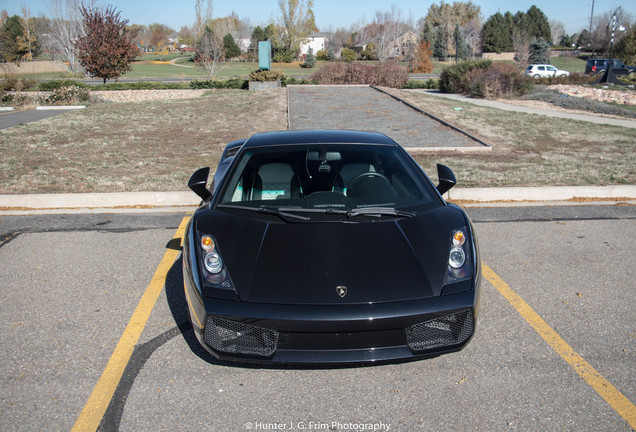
[{"left": 195, "top": 206, "right": 467, "bottom": 305}]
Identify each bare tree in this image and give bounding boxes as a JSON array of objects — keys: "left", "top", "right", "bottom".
[
  {"left": 372, "top": 5, "right": 408, "bottom": 61},
  {"left": 194, "top": 0, "right": 212, "bottom": 42},
  {"left": 20, "top": 6, "right": 38, "bottom": 60},
  {"left": 277, "top": 0, "right": 314, "bottom": 60},
  {"left": 512, "top": 28, "right": 531, "bottom": 65},
  {"left": 550, "top": 20, "right": 565, "bottom": 47},
  {"left": 419, "top": 1, "right": 480, "bottom": 56},
  {"left": 46, "top": 0, "right": 93, "bottom": 73},
  {"left": 194, "top": 25, "right": 224, "bottom": 76}
]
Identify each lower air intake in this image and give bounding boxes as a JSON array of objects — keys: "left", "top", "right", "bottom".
[
  {"left": 204, "top": 317, "right": 279, "bottom": 357},
  {"left": 406, "top": 309, "right": 473, "bottom": 351}
]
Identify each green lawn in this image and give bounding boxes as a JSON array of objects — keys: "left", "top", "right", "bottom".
[
  {"left": 550, "top": 56, "right": 587, "bottom": 73},
  {"left": 125, "top": 63, "right": 209, "bottom": 78}
]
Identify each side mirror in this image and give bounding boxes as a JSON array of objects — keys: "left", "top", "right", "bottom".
[
  {"left": 188, "top": 167, "right": 211, "bottom": 201},
  {"left": 436, "top": 164, "right": 456, "bottom": 195}
]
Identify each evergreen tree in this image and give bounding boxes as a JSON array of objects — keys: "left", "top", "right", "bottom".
[
  {"left": 223, "top": 33, "right": 241, "bottom": 58},
  {"left": 481, "top": 12, "right": 512, "bottom": 53},
  {"left": 525, "top": 6, "right": 551, "bottom": 43},
  {"left": 433, "top": 27, "right": 448, "bottom": 59},
  {"left": 420, "top": 22, "right": 433, "bottom": 44},
  {"left": 302, "top": 46, "right": 316, "bottom": 68},
  {"left": 252, "top": 26, "right": 267, "bottom": 43},
  {"left": 528, "top": 38, "right": 550, "bottom": 64},
  {"left": 453, "top": 24, "right": 467, "bottom": 61},
  {"left": 0, "top": 15, "right": 29, "bottom": 62}
]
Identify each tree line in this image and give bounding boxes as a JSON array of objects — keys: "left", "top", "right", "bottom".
[{"left": 1, "top": 0, "right": 635, "bottom": 83}]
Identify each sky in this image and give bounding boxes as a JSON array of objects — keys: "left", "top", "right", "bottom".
[{"left": 1, "top": 0, "right": 633, "bottom": 36}]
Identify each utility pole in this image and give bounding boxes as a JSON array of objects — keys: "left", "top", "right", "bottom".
[{"left": 588, "top": 0, "right": 595, "bottom": 55}]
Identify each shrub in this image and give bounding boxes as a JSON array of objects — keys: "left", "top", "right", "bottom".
[
  {"left": 1, "top": 77, "right": 37, "bottom": 92},
  {"left": 273, "top": 49, "right": 296, "bottom": 63},
  {"left": 532, "top": 72, "right": 595, "bottom": 86},
  {"left": 403, "top": 79, "right": 439, "bottom": 89},
  {"left": 440, "top": 60, "right": 532, "bottom": 98},
  {"left": 189, "top": 78, "right": 248, "bottom": 89},
  {"left": 439, "top": 60, "right": 491, "bottom": 94},
  {"left": 340, "top": 48, "right": 356, "bottom": 63},
  {"left": 38, "top": 80, "right": 89, "bottom": 91},
  {"left": 312, "top": 61, "right": 409, "bottom": 88},
  {"left": 281, "top": 76, "right": 317, "bottom": 86},
  {"left": 249, "top": 69, "right": 284, "bottom": 82},
  {"left": 465, "top": 63, "right": 532, "bottom": 98},
  {"left": 316, "top": 49, "right": 329, "bottom": 61},
  {"left": 41, "top": 85, "right": 90, "bottom": 105},
  {"left": 0, "top": 91, "right": 31, "bottom": 107}
]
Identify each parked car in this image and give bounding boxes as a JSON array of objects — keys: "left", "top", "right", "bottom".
[
  {"left": 585, "top": 58, "right": 636, "bottom": 75},
  {"left": 525, "top": 64, "right": 570, "bottom": 79},
  {"left": 183, "top": 130, "right": 481, "bottom": 365}
]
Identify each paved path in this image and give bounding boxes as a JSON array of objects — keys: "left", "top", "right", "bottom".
[
  {"left": 0, "top": 109, "right": 69, "bottom": 130},
  {"left": 287, "top": 85, "right": 485, "bottom": 148},
  {"left": 418, "top": 90, "right": 636, "bottom": 129}
]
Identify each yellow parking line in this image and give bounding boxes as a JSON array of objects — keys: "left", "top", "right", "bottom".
[
  {"left": 482, "top": 262, "right": 636, "bottom": 429},
  {"left": 71, "top": 216, "right": 190, "bottom": 432}
]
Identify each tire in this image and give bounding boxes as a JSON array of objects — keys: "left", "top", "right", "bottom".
[{"left": 533, "top": 74, "right": 541, "bottom": 79}]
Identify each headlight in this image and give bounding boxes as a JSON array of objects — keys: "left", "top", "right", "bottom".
[
  {"left": 444, "top": 227, "right": 472, "bottom": 285},
  {"left": 197, "top": 232, "right": 233, "bottom": 289},
  {"left": 203, "top": 252, "right": 223, "bottom": 273},
  {"left": 449, "top": 247, "right": 465, "bottom": 268}
]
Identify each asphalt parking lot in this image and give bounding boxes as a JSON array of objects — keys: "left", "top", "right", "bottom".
[{"left": 0, "top": 206, "right": 634, "bottom": 431}]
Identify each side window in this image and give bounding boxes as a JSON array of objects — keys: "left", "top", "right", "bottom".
[{"left": 538, "top": 66, "right": 545, "bottom": 71}]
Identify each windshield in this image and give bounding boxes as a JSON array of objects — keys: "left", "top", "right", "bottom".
[{"left": 218, "top": 143, "right": 438, "bottom": 213}]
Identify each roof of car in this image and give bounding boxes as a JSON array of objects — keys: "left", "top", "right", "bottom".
[{"left": 242, "top": 130, "right": 399, "bottom": 148}]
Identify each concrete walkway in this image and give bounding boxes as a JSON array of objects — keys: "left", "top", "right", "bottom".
[
  {"left": 418, "top": 90, "right": 636, "bottom": 129},
  {"left": 0, "top": 186, "right": 634, "bottom": 215}
]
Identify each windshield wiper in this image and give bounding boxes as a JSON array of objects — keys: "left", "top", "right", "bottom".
[
  {"left": 278, "top": 207, "right": 415, "bottom": 219},
  {"left": 217, "top": 204, "right": 310, "bottom": 222},
  {"left": 345, "top": 207, "right": 415, "bottom": 218}
]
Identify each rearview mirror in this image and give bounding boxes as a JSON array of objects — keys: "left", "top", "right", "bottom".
[
  {"left": 436, "top": 164, "right": 456, "bottom": 195},
  {"left": 188, "top": 167, "right": 211, "bottom": 201}
]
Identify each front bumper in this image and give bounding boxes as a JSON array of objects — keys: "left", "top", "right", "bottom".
[{"left": 184, "top": 272, "right": 479, "bottom": 365}]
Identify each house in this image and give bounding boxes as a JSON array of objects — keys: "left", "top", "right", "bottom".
[
  {"left": 230, "top": 30, "right": 252, "bottom": 53},
  {"left": 300, "top": 32, "right": 327, "bottom": 55},
  {"left": 388, "top": 30, "right": 418, "bottom": 58}
]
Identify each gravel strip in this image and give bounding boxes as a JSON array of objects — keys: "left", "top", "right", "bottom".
[
  {"left": 91, "top": 89, "right": 208, "bottom": 103},
  {"left": 287, "top": 85, "right": 483, "bottom": 148}
]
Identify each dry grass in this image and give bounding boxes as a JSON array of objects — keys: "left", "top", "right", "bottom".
[
  {"left": 0, "top": 87, "right": 634, "bottom": 194},
  {"left": 0, "top": 89, "right": 287, "bottom": 193},
  {"left": 391, "top": 89, "right": 636, "bottom": 187}
]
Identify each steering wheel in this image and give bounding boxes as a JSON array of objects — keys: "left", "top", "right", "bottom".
[{"left": 347, "top": 172, "right": 393, "bottom": 197}]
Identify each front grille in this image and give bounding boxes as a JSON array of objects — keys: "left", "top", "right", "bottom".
[
  {"left": 406, "top": 309, "right": 473, "bottom": 351},
  {"left": 204, "top": 317, "right": 279, "bottom": 357}
]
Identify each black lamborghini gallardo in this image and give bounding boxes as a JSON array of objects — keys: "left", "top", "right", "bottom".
[{"left": 183, "top": 130, "right": 481, "bottom": 364}]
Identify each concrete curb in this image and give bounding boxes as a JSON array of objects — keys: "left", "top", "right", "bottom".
[
  {"left": 0, "top": 191, "right": 200, "bottom": 209},
  {"left": 371, "top": 86, "right": 491, "bottom": 149},
  {"left": 35, "top": 105, "right": 86, "bottom": 110},
  {"left": 0, "top": 186, "right": 634, "bottom": 214},
  {"left": 445, "top": 185, "right": 636, "bottom": 202}
]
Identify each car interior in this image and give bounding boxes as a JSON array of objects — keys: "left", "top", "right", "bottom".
[{"left": 220, "top": 145, "right": 434, "bottom": 210}]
